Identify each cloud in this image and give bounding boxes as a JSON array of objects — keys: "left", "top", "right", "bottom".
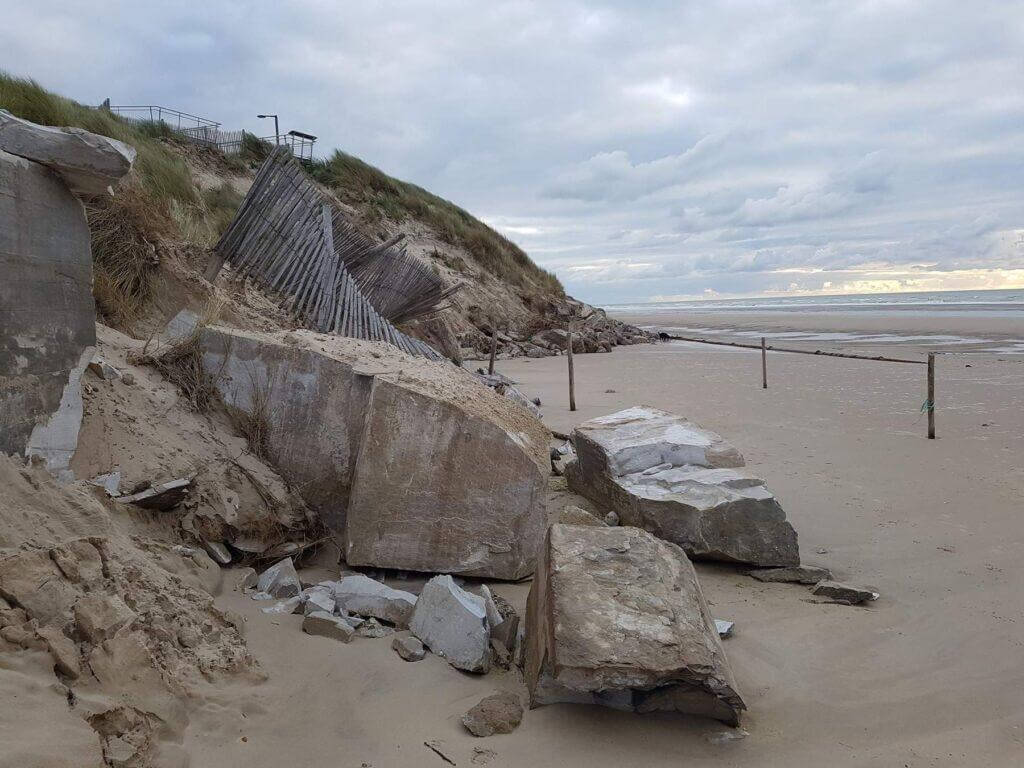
[{"left": 2, "top": 0, "right": 1022, "bottom": 304}]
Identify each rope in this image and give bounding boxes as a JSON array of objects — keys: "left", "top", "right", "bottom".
[{"left": 920, "top": 399, "right": 934, "bottom": 413}]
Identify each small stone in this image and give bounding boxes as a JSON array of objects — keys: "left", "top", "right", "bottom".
[
  {"left": 811, "top": 580, "right": 879, "bottom": 605},
  {"left": 261, "top": 596, "right": 304, "bottom": 615},
  {"left": 714, "top": 619, "right": 734, "bottom": 638},
  {"left": 236, "top": 567, "right": 258, "bottom": 591},
  {"left": 356, "top": 617, "right": 395, "bottom": 638},
  {"left": 302, "top": 589, "right": 335, "bottom": 616},
  {"left": 89, "top": 471, "right": 121, "bottom": 496},
  {"left": 392, "top": 635, "right": 426, "bottom": 661},
  {"left": 74, "top": 595, "right": 135, "bottom": 644},
  {"left": 603, "top": 511, "right": 619, "bottom": 527},
  {"left": 202, "top": 541, "right": 233, "bottom": 566},
  {"left": 749, "top": 565, "right": 832, "bottom": 584},
  {"left": 256, "top": 557, "right": 302, "bottom": 598},
  {"left": 302, "top": 611, "right": 355, "bottom": 643},
  {"left": 121, "top": 372, "right": 136, "bottom": 386},
  {"left": 177, "top": 625, "right": 200, "bottom": 648},
  {"left": 87, "top": 358, "right": 121, "bottom": 380},
  {"left": 461, "top": 691, "right": 524, "bottom": 737}
]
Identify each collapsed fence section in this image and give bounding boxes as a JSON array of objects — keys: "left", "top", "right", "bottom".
[{"left": 206, "top": 148, "right": 455, "bottom": 360}]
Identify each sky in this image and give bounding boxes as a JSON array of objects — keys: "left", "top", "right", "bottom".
[{"left": 4, "top": 1, "right": 1024, "bottom": 305}]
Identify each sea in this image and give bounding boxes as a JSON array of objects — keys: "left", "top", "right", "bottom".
[{"left": 607, "top": 288, "right": 1024, "bottom": 316}]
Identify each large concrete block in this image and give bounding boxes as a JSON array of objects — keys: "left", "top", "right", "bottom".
[
  {"left": 525, "top": 524, "right": 746, "bottom": 725},
  {"left": 567, "top": 407, "right": 799, "bottom": 567},
  {"left": 0, "top": 150, "right": 96, "bottom": 474},
  {"left": 0, "top": 110, "right": 135, "bottom": 197},
  {"left": 345, "top": 376, "right": 547, "bottom": 579},
  {"left": 198, "top": 328, "right": 549, "bottom": 578}
]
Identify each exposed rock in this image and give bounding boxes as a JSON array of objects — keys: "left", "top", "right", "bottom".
[
  {"left": 357, "top": 617, "right": 395, "bottom": 638},
  {"left": 479, "top": 585, "right": 503, "bottom": 629},
  {"left": 558, "top": 505, "right": 606, "bottom": 527},
  {"left": 331, "top": 574, "right": 416, "bottom": 628},
  {"left": 410, "top": 575, "right": 490, "bottom": 673},
  {"left": 461, "top": 691, "right": 524, "bottom": 737},
  {"left": 392, "top": 634, "right": 426, "bottom": 661},
  {"left": 0, "top": 109, "right": 135, "bottom": 196},
  {"left": 525, "top": 524, "right": 745, "bottom": 725},
  {"left": 567, "top": 407, "right": 799, "bottom": 567},
  {"left": 87, "top": 357, "right": 121, "bottom": 380},
  {"left": 74, "top": 594, "right": 135, "bottom": 644},
  {"left": 749, "top": 565, "right": 831, "bottom": 584},
  {"left": 302, "top": 610, "right": 355, "bottom": 642},
  {"left": 236, "top": 567, "right": 258, "bottom": 590},
  {"left": 811, "top": 580, "right": 879, "bottom": 605},
  {"left": 202, "top": 541, "right": 233, "bottom": 565},
  {"left": 302, "top": 589, "right": 336, "bottom": 616},
  {"left": 0, "top": 549, "right": 80, "bottom": 626},
  {"left": 90, "top": 470, "right": 121, "bottom": 496},
  {"left": 198, "top": 327, "right": 548, "bottom": 579},
  {"left": 488, "top": 593, "right": 520, "bottom": 652},
  {"left": 603, "top": 511, "right": 619, "bottom": 526},
  {"left": 116, "top": 476, "right": 194, "bottom": 511},
  {"left": 256, "top": 557, "right": 302, "bottom": 598},
  {"left": 36, "top": 625, "right": 81, "bottom": 679},
  {"left": 715, "top": 619, "right": 734, "bottom": 638}
]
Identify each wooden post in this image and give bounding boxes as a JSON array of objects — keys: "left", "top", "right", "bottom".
[
  {"left": 488, "top": 326, "right": 497, "bottom": 375},
  {"left": 567, "top": 331, "right": 576, "bottom": 412},
  {"left": 761, "top": 336, "right": 768, "bottom": 389},
  {"left": 927, "top": 353, "right": 935, "bottom": 439}
]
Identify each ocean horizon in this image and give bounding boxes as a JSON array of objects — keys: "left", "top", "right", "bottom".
[{"left": 607, "top": 287, "right": 1024, "bottom": 314}]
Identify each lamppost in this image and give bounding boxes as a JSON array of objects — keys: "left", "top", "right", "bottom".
[{"left": 257, "top": 114, "right": 279, "bottom": 146}]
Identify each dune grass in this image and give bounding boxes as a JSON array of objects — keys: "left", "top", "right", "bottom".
[{"left": 308, "top": 151, "right": 563, "bottom": 296}]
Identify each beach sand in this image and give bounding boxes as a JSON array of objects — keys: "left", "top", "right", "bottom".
[{"left": 188, "top": 312, "right": 1023, "bottom": 768}]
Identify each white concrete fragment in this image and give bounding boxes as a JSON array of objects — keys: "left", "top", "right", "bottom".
[
  {"left": 303, "top": 589, "right": 336, "bottom": 616},
  {"left": 256, "top": 557, "right": 302, "bottom": 598},
  {"left": 332, "top": 574, "right": 417, "bottom": 628},
  {"left": 410, "top": 575, "right": 490, "bottom": 673},
  {"left": 715, "top": 619, "right": 734, "bottom": 638},
  {"left": 90, "top": 470, "right": 121, "bottom": 496},
  {"left": 302, "top": 610, "right": 355, "bottom": 642}
]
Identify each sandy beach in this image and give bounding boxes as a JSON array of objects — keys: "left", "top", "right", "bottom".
[{"left": 173, "top": 318, "right": 1024, "bottom": 768}]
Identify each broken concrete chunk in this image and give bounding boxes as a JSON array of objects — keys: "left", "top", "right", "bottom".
[
  {"left": 302, "top": 589, "right": 335, "bottom": 616},
  {"left": 116, "top": 477, "right": 194, "bottom": 511},
  {"left": 462, "top": 691, "right": 524, "bottom": 737},
  {"left": 489, "top": 594, "right": 520, "bottom": 652},
  {"left": 332, "top": 574, "right": 416, "bottom": 628},
  {"left": 525, "top": 524, "right": 745, "bottom": 725},
  {"left": 202, "top": 541, "right": 233, "bottom": 566},
  {"left": 90, "top": 471, "right": 121, "bottom": 496},
  {"left": 558, "top": 505, "right": 606, "bottom": 527},
  {"left": 410, "top": 575, "right": 490, "bottom": 673},
  {"left": 302, "top": 610, "right": 355, "bottom": 643},
  {"left": 567, "top": 407, "right": 799, "bottom": 567},
  {"left": 715, "top": 619, "right": 734, "bottom": 638},
  {"left": 392, "top": 634, "right": 426, "bottom": 661},
  {"left": 811, "top": 580, "right": 879, "bottom": 605},
  {"left": 74, "top": 594, "right": 135, "bottom": 644},
  {"left": 256, "top": 557, "right": 302, "bottom": 598},
  {"left": 479, "top": 585, "right": 503, "bottom": 630},
  {"left": 261, "top": 596, "right": 303, "bottom": 615},
  {"left": 0, "top": 109, "right": 135, "bottom": 196},
  {"left": 236, "top": 568, "right": 258, "bottom": 591},
  {"left": 87, "top": 358, "right": 121, "bottom": 380},
  {"left": 749, "top": 565, "right": 831, "bottom": 584}
]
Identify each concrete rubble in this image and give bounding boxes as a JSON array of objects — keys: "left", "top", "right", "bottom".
[
  {"left": 811, "top": 580, "right": 879, "bottom": 605},
  {"left": 256, "top": 558, "right": 302, "bottom": 598},
  {"left": 116, "top": 476, "right": 194, "bottom": 511},
  {"left": 462, "top": 691, "right": 524, "bottom": 737},
  {"left": 525, "top": 524, "right": 746, "bottom": 725},
  {"left": 392, "top": 635, "right": 426, "bottom": 661},
  {"left": 749, "top": 565, "right": 832, "bottom": 584},
  {"left": 566, "top": 406, "right": 800, "bottom": 567},
  {"left": 410, "top": 575, "right": 491, "bottom": 673},
  {"left": 332, "top": 574, "right": 417, "bottom": 628},
  {"left": 302, "top": 611, "right": 356, "bottom": 642},
  {"left": 198, "top": 326, "right": 549, "bottom": 579}
]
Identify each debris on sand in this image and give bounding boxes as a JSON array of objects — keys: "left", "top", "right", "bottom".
[
  {"left": 811, "top": 580, "right": 879, "bottom": 605},
  {"left": 749, "top": 565, "right": 832, "bottom": 584},
  {"left": 332, "top": 574, "right": 417, "bottom": 628},
  {"left": 566, "top": 406, "right": 799, "bottom": 567},
  {"left": 410, "top": 575, "right": 490, "bottom": 673},
  {"left": 462, "top": 691, "right": 524, "bottom": 737},
  {"left": 392, "top": 635, "right": 426, "bottom": 662},
  {"left": 525, "top": 524, "right": 745, "bottom": 725},
  {"left": 302, "top": 611, "right": 356, "bottom": 642},
  {"left": 116, "top": 476, "right": 195, "bottom": 511},
  {"left": 256, "top": 557, "right": 302, "bottom": 598}
]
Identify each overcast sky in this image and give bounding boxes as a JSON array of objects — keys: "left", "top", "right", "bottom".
[{"left": 4, "top": 1, "right": 1023, "bottom": 304}]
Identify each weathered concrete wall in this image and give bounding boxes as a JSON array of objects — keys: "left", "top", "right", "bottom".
[
  {"left": 198, "top": 327, "right": 549, "bottom": 578},
  {"left": 0, "top": 149, "right": 96, "bottom": 472},
  {"left": 345, "top": 376, "right": 546, "bottom": 580},
  {"left": 199, "top": 327, "right": 374, "bottom": 533}
]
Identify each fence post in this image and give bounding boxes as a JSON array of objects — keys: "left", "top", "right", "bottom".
[
  {"left": 488, "top": 326, "right": 498, "bottom": 375},
  {"left": 761, "top": 336, "right": 768, "bottom": 389},
  {"left": 567, "top": 331, "right": 576, "bottom": 412},
  {"left": 927, "top": 353, "right": 935, "bottom": 439}
]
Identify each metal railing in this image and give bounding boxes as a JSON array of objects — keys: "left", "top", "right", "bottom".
[{"left": 107, "top": 105, "right": 220, "bottom": 131}]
